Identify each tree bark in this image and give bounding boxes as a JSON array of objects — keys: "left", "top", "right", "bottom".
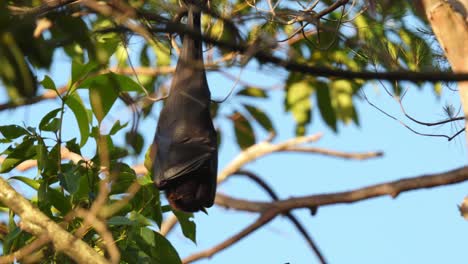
[{"left": 417, "top": 0, "right": 468, "bottom": 147}]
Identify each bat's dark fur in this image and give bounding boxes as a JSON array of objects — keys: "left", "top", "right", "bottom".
[{"left": 152, "top": 1, "right": 217, "bottom": 213}]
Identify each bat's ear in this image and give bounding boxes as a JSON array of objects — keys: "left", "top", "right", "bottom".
[{"left": 199, "top": 207, "right": 208, "bottom": 215}]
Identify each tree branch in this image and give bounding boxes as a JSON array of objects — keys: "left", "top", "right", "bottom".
[{"left": 216, "top": 166, "right": 468, "bottom": 213}]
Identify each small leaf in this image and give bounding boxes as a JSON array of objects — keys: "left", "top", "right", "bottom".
[
  {"left": 9, "top": 176, "right": 40, "bottom": 190},
  {"left": 88, "top": 76, "right": 119, "bottom": 123},
  {"left": 316, "top": 82, "right": 337, "bottom": 131},
  {"left": 0, "top": 125, "right": 28, "bottom": 140},
  {"left": 243, "top": 104, "right": 274, "bottom": 132},
  {"left": 65, "top": 93, "right": 90, "bottom": 146},
  {"left": 40, "top": 75, "right": 58, "bottom": 95},
  {"left": 65, "top": 138, "right": 81, "bottom": 155},
  {"left": 285, "top": 79, "right": 313, "bottom": 136},
  {"left": 0, "top": 138, "right": 36, "bottom": 173},
  {"left": 59, "top": 164, "right": 80, "bottom": 194},
  {"left": 108, "top": 216, "right": 134, "bottom": 226},
  {"left": 172, "top": 210, "right": 196, "bottom": 243},
  {"left": 134, "top": 226, "right": 182, "bottom": 264},
  {"left": 39, "top": 108, "right": 61, "bottom": 132},
  {"left": 125, "top": 131, "right": 144, "bottom": 154},
  {"left": 36, "top": 138, "right": 48, "bottom": 172},
  {"left": 232, "top": 111, "right": 255, "bottom": 149},
  {"left": 71, "top": 60, "right": 98, "bottom": 87},
  {"left": 236, "top": 87, "right": 267, "bottom": 98},
  {"left": 47, "top": 188, "right": 71, "bottom": 213},
  {"left": 330, "top": 80, "right": 355, "bottom": 124},
  {"left": 110, "top": 163, "right": 136, "bottom": 195},
  {"left": 109, "top": 120, "right": 128, "bottom": 135}
]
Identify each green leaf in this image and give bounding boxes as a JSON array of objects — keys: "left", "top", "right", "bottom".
[
  {"left": 65, "top": 138, "right": 81, "bottom": 155},
  {"left": 110, "top": 73, "right": 145, "bottom": 93},
  {"left": 330, "top": 80, "right": 356, "bottom": 125},
  {"left": 40, "top": 75, "right": 58, "bottom": 95},
  {"left": 0, "top": 138, "right": 36, "bottom": 173},
  {"left": 108, "top": 216, "right": 134, "bottom": 226},
  {"left": 172, "top": 210, "right": 196, "bottom": 243},
  {"left": 65, "top": 93, "right": 90, "bottom": 146},
  {"left": 47, "top": 187, "right": 71, "bottom": 213},
  {"left": 59, "top": 163, "right": 81, "bottom": 194},
  {"left": 316, "top": 82, "right": 337, "bottom": 131},
  {"left": 9, "top": 176, "right": 40, "bottom": 189},
  {"left": 0, "top": 125, "right": 28, "bottom": 140},
  {"left": 134, "top": 227, "right": 182, "bottom": 264},
  {"left": 137, "top": 172, "right": 153, "bottom": 186},
  {"left": 125, "top": 131, "right": 144, "bottom": 154},
  {"left": 109, "top": 120, "right": 128, "bottom": 135},
  {"left": 3, "top": 226, "right": 22, "bottom": 253},
  {"left": 110, "top": 163, "right": 136, "bottom": 195},
  {"left": 71, "top": 60, "right": 98, "bottom": 87},
  {"left": 232, "top": 111, "right": 255, "bottom": 149},
  {"left": 236, "top": 87, "right": 268, "bottom": 98},
  {"left": 39, "top": 108, "right": 62, "bottom": 132},
  {"left": 144, "top": 144, "right": 155, "bottom": 172},
  {"left": 72, "top": 165, "right": 92, "bottom": 203},
  {"left": 243, "top": 104, "right": 274, "bottom": 132},
  {"left": 36, "top": 138, "right": 48, "bottom": 172},
  {"left": 88, "top": 76, "right": 119, "bottom": 123},
  {"left": 43, "top": 143, "right": 60, "bottom": 176},
  {"left": 285, "top": 80, "right": 313, "bottom": 136},
  {"left": 131, "top": 184, "right": 162, "bottom": 227}
]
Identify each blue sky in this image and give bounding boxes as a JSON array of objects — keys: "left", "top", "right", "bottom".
[{"left": 1, "top": 31, "right": 467, "bottom": 264}]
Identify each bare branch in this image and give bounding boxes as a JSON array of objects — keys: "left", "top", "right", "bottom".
[
  {"left": 281, "top": 147, "right": 383, "bottom": 160},
  {"left": 216, "top": 166, "right": 468, "bottom": 213}
]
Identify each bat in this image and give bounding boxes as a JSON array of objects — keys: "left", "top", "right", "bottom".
[{"left": 152, "top": 1, "right": 218, "bottom": 213}]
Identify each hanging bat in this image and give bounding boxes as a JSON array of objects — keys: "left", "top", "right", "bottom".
[{"left": 152, "top": 1, "right": 218, "bottom": 213}]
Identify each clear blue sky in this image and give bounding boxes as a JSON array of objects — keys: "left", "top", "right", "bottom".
[{"left": 1, "top": 35, "right": 467, "bottom": 264}]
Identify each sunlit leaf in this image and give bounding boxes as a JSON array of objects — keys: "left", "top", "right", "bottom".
[
  {"left": 172, "top": 210, "right": 196, "bottom": 243},
  {"left": 236, "top": 87, "right": 268, "bottom": 98},
  {"left": 285, "top": 80, "right": 313, "bottom": 136},
  {"left": 232, "top": 111, "right": 255, "bottom": 149}
]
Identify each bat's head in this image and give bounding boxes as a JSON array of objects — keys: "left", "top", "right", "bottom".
[{"left": 164, "top": 167, "right": 215, "bottom": 212}]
